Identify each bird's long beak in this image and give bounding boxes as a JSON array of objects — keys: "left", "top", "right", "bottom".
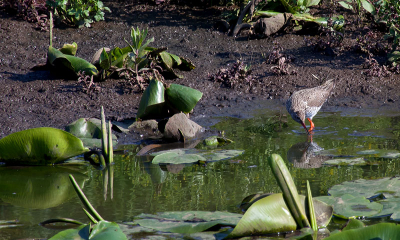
[{"left": 301, "top": 122, "right": 309, "bottom": 134}]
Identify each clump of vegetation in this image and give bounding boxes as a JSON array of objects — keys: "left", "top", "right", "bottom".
[
  {"left": 352, "top": 30, "right": 388, "bottom": 56},
  {"left": 208, "top": 60, "right": 253, "bottom": 88},
  {"left": 1, "top": 0, "right": 49, "bottom": 30},
  {"left": 264, "top": 42, "right": 296, "bottom": 75},
  {"left": 77, "top": 71, "right": 100, "bottom": 93},
  {"left": 47, "top": 0, "right": 110, "bottom": 27},
  {"left": 304, "top": 17, "right": 345, "bottom": 56}
]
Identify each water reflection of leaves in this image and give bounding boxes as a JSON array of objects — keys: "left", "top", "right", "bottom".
[{"left": 0, "top": 167, "right": 88, "bottom": 209}]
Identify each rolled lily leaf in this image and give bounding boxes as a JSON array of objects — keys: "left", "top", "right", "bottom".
[
  {"left": 59, "top": 42, "right": 78, "bottom": 56},
  {"left": 165, "top": 84, "right": 203, "bottom": 113},
  {"left": 48, "top": 46, "right": 98, "bottom": 76},
  {"left": 268, "top": 154, "right": 310, "bottom": 228},
  {"left": 49, "top": 220, "right": 127, "bottom": 240},
  {"left": 66, "top": 118, "right": 103, "bottom": 139},
  {"left": 228, "top": 193, "right": 332, "bottom": 238},
  {"left": 324, "top": 223, "right": 400, "bottom": 240},
  {"left": 0, "top": 127, "right": 90, "bottom": 165},
  {"left": 137, "top": 78, "right": 165, "bottom": 120}
]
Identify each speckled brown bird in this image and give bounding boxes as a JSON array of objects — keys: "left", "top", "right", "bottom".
[{"left": 286, "top": 79, "right": 335, "bottom": 134}]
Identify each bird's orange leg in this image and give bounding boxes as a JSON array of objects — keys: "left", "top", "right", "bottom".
[{"left": 307, "top": 118, "right": 315, "bottom": 133}]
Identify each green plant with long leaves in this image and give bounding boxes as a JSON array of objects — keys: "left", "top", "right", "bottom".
[{"left": 47, "top": 0, "right": 110, "bottom": 27}]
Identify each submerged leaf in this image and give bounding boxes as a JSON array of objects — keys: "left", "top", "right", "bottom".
[{"left": 315, "top": 194, "right": 383, "bottom": 219}]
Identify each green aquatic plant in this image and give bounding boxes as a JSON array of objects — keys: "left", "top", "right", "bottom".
[
  {"left": 136, "top": 78, "right": 203, "bottom": 120},
  {"left": 0, "top": 127, "right": 89, "bottom": 165},
  {"left": 44, "top": 175, "right": 127, "bottom": 240},
  {"left": 47, "top": 0, "right": 111, "bottom": 27}
]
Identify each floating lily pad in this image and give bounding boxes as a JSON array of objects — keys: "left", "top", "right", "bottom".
[
  {"left": 328, "top": 177, "right": 400, "bottom": 199},
  {"left": 150, "top": 148, "right": 244, "bottom": 164},
  {"left": 0, "top": 127, "right": 90, "bottom": 165},
  {"left": 315, "top": 194, "right": 383, "bottom": 219},
  {"left": 370, "top": 198, "right": 400, "bottom": 221},
  {"left": 322, "top": 157, "right": 366, "bottom": 166},
  {"left": 323, "top": 222, "right": 400, "bottom": 240},
  {"left": 128, "top": 211, "right": 240, "bottom": 234},
  {"left": 49, "top": 220, "right": 127, "bottom": 240}
]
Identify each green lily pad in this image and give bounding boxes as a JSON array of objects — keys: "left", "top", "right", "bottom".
[
  {"left": 370, "top": 198, "right": 400, "bottom": 221},
  {"left": 150, "top": 148, "right": 244, "bottom": 164},
  {"left": 0, "top": 127, "right": 90, "bottom": 165},
  {"left": 129, "top": 211, "right": 240, "bottom": 234},
  {"left": 328, "top": 177, "right": 400, "bottom": 199},
  {"left": 323, "top": 223, "right": 400, "bottom": 240},
  {"left": 49, "top": 220, "right": 127, "bottom": 240},
  {"left": 322, "top": 157, "right": 366, "bottom": 166},
  {"left": 315, "top": 194, "right": 383, "bottom": 219}
]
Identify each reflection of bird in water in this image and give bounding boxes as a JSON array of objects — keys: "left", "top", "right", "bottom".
[
  {"left": 286, "top": 79, "right": 335, "bottom": 134},
  {"left": 287, "top": 140, "right": 330, "bottom": 168}
]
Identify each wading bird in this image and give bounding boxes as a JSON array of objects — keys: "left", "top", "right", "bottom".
[{"left": 286, "top": 79, "right": 335, "bottom": 134}]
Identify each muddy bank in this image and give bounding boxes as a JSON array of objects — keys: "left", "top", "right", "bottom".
[{"left": 0, "top": 1, "right": 399, "bottom": 142}]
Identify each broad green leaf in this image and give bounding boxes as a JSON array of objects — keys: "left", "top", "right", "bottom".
[
  {"left": 0, "top": 167, "right": 87, "bottom": 209},
  {"left": 66, "top": 118, "right": 103, "bottom": 139},
  {"left": 343, "top": 219, "right": 365, "bottom": 231},
  {"left": 59, "top": 42, "right": 78, "bottom": 56},
  {"left": 49, "top": 221, "right": 127, "bottom": 240},
  {"left": 151, "top": 148, "right": 244, "bottom": 164},
  {"left": 338, "top": 1, "right": 353, "bottom": 10},
  {"left": 169, "top": 52, "right": 182, "bottom": 65},
  {"left": 160, "top": 51, "right": 174, "bottom": 69},
  {"left": 315, "top": 194, "right": 383, "bottom": 219},
  {"left": 305, "top": 0, "right": 320, "bottom": 7},
  {"left": 228, "top": 193, "right": 332, "bottom": 238},
  {"left": 48, "top": 46, "right": 98, "bottom": 76},
  {"left": 327, "top": 177, "right": 400, "bottom": 199},
  {"left": 0, "top": 127, "right": 89, "bottom": 165},
  {"left": 361, "top": 0, "right": 375, "bottom": 13},
  {"left": 323, "top": 223, "right": 400, "bottom": 240},
  {"left": 179, "top": 56, "right": 196, "bottom": 70},
  {"left": 49, "top": 224, "right": 90, "bottom": 240},
  {"left": 89, "top": 221, "right": 127, "bottom": 239},
  {"left": 137, "top": 79, "right": 165, "bottom": 120},
  {"left": 165, "top": 84, "right": 202, "bottom": 113},
  {"left": 268, "top": 154, "right": 310, "bottom": 228},
  {"left": 99, "top": 48, "right": 110, "bottom": 70}
]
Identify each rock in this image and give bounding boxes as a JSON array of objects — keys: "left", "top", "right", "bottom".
[{"left": 162, "top": 113, "right": 202, "bottom": 142}]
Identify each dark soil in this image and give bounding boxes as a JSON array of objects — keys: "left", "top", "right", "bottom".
[{"left": 1, "top": 1, "right": 399, "bottom": 142}]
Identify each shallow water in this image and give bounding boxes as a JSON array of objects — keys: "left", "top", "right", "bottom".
[{"left": 1, "top": 106, "right": 400, "bottom": 239}]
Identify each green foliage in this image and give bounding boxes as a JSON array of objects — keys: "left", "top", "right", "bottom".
[
  {"left": 47, "top": 0, "right": 111, "bottom": 27},
  {"left": 338, "top": 0, "right": 375, "bottom": 15},
  {"left": 0, "top": 127, "right": 89, "bottom": 165},
  {"left": 97, "top": 27, "right": 195, "bottom": 85}
]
